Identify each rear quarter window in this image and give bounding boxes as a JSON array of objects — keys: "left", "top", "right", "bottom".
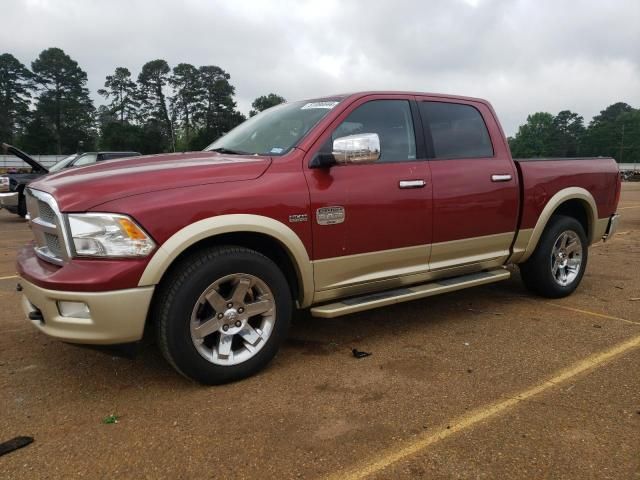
[{"left": 420, "top": 102, "right": 494, "bottom": 159}]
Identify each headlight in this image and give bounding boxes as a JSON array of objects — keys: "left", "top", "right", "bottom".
[{"left": 67, "top": 213, "right": 156, "bottom": 257}]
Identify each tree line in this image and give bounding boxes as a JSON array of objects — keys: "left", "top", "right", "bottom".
[
  {"left": 2, "top": 48, "right": 637, "bottom": 160},
  {"left": 508, "top": 103, "right": 639, "bottom": 162},
  {"left": 0, "top": 48, "right": 286, "bottom": 154}
]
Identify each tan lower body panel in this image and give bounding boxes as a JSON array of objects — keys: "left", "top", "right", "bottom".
[
  {"left": 312, "top": 232, "right": 514, "bottom": 304},
  {"left": 428, "top": 232, "right": 513, "bottom": 271},
  {"left": 19, "top": 278, "right": 154, "bottom": 344},
  {"left": 310, "top": 268, "right": 510, "bottom": 318}
]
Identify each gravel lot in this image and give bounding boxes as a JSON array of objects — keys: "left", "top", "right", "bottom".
[{"left": 1, "top": 184, "right": 639, "bottom": 479}]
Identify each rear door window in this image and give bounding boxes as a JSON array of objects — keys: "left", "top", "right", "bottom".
[{"left": 419, "top": 102, "right": 493, "bottom": 159}]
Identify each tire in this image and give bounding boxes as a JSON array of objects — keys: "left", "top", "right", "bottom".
[
  {"left": 520, "top": 215, "right": 588, "bottom": 298},
  {"left": 155, "top": 245, "right": 292, "bottom": 385},
  {"left": 17, "top": 192, "right": 27, "bottom": 218}
]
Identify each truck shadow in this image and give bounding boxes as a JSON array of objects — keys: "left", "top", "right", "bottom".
[{"left": 20, "top": 273, "right": 531, "bottom": 393}]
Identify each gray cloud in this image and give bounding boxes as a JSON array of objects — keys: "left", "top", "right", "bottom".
[{"left": 2, "top": 0, "right": 639, "bottom": 135}]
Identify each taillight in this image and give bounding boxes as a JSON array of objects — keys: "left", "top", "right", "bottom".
[{"left": 614, "top": 171, "right": 621, "bottom": 209}]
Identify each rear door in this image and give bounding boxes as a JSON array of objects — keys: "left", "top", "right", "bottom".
[
  {"left": 416, "top": 97, "right": 519, "bottom": 270},
  {"left": 304, "top": 95, "right": 433, "bottom": 294}
]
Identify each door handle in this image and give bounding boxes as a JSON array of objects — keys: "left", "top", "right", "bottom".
[
  {"left": 491, "top": 174, "right": 512, "bottom": 182},
  {"left": 399, "top": 180, "right": 426, "bottom": 189}
]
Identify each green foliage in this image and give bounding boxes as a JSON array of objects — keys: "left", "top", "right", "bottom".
[
  {"left": 510, "top": 104, "right": 639, "bottom": 162},
  {"left": 137, "top": 59, "right": 174, "bottom": 152},
  {"left": 508, "top": 112, "right": 555, "bottom": 158},
  {"left": 19, "top": 114, "right": 57, "bottom": 153},
  {"left": 102, "top": 414, "right": 119, "bottom": 424},
  {"left": 99, "top": 121, "right": 143, "bottom": 152},
  {"left": 249, "top": 93, "right": 286, "bottom": 117},
  {"left": 550, "top": 110, "right": 585, "bottom": 157},
  {"left": 29, "top": 48, "right": 96, "bottom": 154},
  {"left": 194, "top": 65, "right": 245, "bottom": 145},
  {"left": 98, "top": 67, "right": 139, "bottom": 123},
  {"left": 0, "top": 53, "right": 33, "bottom": 143},
  {"left": 169, "top": 63, "right": 202, "bottom": 147},
  {"left": 580, "top": 103, "right": 639, "bottom": 162},
  {"left": 12, "top": 47, "right": 635, "bottom": 162}
]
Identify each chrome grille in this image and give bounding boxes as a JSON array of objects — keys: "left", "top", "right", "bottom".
[
  {"left": 44, "top": 232, "right": 62, "bottom": 258},
  {"left": 25, "top": 189, "right": 70, "bottom": 265},
  {"left": 38, "top": 201, "right": 56, "bottom": 224}
]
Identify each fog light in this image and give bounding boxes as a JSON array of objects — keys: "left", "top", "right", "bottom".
[{"left": 57, "top": 301, "right": 91, "bottom": 319}]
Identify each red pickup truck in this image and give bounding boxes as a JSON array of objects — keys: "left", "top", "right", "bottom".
[{"left": 16, "top": 92, "right": 621, "bottom": 384}]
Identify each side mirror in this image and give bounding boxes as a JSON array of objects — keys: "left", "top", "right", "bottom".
[{"left": 332, "top": 133, "right": 380, "bottom": 165}]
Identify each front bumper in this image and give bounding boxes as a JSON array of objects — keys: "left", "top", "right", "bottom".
[
  {"left": 603, "top": 213, "right": 620, "bottom": 242},
  {"left": 19, "top": 277, "right": 155, "bottom": 344},
  {"left": 0, "top": 191, "right": 18, "bottom": 209}
]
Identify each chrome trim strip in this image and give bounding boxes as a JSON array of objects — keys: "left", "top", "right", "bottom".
[
  {"left": 26, "top": 188, "right": 72, "bottom": 263},
  {"left": 603, "top": 214, "right": 620, "bottom": 241},
  {"left": 31, "top": 216, "right": 57, "bottom": 232}
]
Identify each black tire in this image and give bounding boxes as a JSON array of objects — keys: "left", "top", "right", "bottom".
[
  {"left": 17, "top": 192, "right": 27, "bottom": 218},
  {"left": 520, "top": 215, "right": 589, "bottom": 298},
  {"left": 155, "top": 245, "right": 292, "bottom": 385}
]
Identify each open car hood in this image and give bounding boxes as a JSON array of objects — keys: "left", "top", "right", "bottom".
[{"left": 1, "top": 143, "right": 48, "bottom": 173}]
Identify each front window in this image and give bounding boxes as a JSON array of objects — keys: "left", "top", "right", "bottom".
[
  {"left": 205, "top": 98, "right": 343, "bottom": 156},
  {"left": 48, "top": 154, "right": 78, "bottom": 173},
  {"left": 71, "top": 153, "right": 99, "bottom": 167},
  {"left": 331, "top": 100, "right": 417, "bottom": 163}
]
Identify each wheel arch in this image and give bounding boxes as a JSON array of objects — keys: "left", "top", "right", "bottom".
[
  {"left": 139, "top": 214, "right": 314, "bottom": 308},
  {"left": 518, "top": 187, "right": 598, "bottom": 263}
]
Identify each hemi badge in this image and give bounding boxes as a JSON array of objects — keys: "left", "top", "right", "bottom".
[
  {"left": 289, "top": 214, "right": 308, "bottom": 223},
  {"left": 316, "top": 206, "right": 345, "bottom": 225}
]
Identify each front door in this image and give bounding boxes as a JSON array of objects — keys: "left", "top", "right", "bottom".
[{"left": 304, "top": 96, "right": 433, "bottom": 296}]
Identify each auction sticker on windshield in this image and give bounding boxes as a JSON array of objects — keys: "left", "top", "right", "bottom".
[{"left": 301, "top": 101, "right": 339, "bottom": 110}]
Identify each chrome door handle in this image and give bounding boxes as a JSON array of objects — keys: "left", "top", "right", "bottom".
[
  {"left": 491, "top": 174, "right": 512, "bottom": 182},
  {"left": 399, "top": 180, "right": 426, "bottom": 189}
]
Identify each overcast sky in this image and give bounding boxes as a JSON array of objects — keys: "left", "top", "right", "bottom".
[{"left": 2, "top": 0, "right": 639, "bottom": 135}]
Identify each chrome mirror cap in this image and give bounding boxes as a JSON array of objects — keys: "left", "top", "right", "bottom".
[{"left": 332, "top": 133, "right": 380, "bottom": 165}]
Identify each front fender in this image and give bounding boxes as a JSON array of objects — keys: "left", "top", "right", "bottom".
[{"left": 137, "top": 214, "right": 315, "bottom": 308}]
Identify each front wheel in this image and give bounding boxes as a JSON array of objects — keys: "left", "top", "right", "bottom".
[
  {"left": 155, "top": 246, "right": 292, "bottom": 384},
  {"left": 520, "top": 215, "right": 589, "bottom": 298}
]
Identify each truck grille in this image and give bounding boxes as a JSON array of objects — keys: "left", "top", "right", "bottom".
[{"left": 25, "top": 189, "right": 70, "bottom": 266}]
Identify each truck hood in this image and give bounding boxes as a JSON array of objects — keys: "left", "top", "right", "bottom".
[
  {"left": 1, "top": 143, "right": 48, "bottom": 173},
  {"left": 28, "top": 151, "right": 271, "bottom": 211}
]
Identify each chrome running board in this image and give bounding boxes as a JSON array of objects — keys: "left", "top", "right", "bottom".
[{"left": 310, "top": 269, "right": 510, "bottom": 318}]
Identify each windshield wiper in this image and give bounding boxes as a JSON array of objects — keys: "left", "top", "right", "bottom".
[{"left": 210, "top": 147, "right": 252, "bottom": 155}]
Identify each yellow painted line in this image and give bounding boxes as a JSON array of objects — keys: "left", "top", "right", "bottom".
[
  {"left": 618, "top": 205, "right": 640, "bottom": 210},
  {"left": 545, "top": 303, "right": 640, "bottom": 326},
  {"left": 329, "top": 334, "right": 640, "bottom": 480},
  {"left": 0, "top": 274, "right": 18, "bottom": 280}
]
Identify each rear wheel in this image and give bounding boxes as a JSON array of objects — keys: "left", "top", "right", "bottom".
[
  {"left": 156, "top": 246, "right": 292, "bottom": 384},
  {"left": 520, "top": 215, "right": 588, "bottom": 298}
]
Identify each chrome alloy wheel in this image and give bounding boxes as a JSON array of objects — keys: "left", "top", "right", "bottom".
[
  {"left": 190, "top": 273, "right": 276, "bottom": 366},
  {"left": 551, "top": 230, "right": 583, "bottom": 287}
]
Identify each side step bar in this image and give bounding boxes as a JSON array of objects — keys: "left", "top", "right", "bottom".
[{"left": 310, "top": 269, "right": 510, "bottom": 318}]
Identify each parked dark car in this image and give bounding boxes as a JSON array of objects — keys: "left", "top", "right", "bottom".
[{"left": 0, "top": 144, "right": 140, "bottom": 217}]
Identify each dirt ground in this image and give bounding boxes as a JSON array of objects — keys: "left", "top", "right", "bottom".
[{"left": 1, "top": 185, "right": 639, "bottom": 479}]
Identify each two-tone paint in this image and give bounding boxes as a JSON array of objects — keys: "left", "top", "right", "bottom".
[{"left": 17, "top": 91, "right": 621, "bottom": 340}]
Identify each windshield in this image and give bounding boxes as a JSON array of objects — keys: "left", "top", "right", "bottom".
[
  {"left": 205, "top": 98, "right": 343, "bottom": 156},
  {"left": 49, "top": 154, "right": 78, "bottom": 173}
]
